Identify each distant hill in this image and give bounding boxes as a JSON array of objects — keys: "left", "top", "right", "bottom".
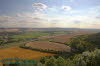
[{"left": 0, "top": 28, "right": 100, "bottom": 32}]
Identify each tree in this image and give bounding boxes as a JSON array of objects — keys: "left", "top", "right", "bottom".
[
  {"left": 45, "top": 60, "right": 57, "bottom": 66},
  {"left": 39, "top": 57, "right": 48, "bottom": 64},
  {"left": 56, "top": 56, "right": 66, "bottom": 66},
  {"left": 45, "top": 57, "right": 57, "bottom": 66},
  {"left": 73, "top": 54, "right": 87, "bottom": 66},
  {"left": 68, "top": 34, "right": 96, "bottom": 53},
  {"left": 72, "top": 49, "right": 100, "bottom": 66}
]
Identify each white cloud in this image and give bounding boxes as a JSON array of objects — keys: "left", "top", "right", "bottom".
[
  {"left": 48, "top": 7, "right": 58, "bottom": 12},
  {"left": 61, "top": 6, "right": 72, "bottom": 11},
  {"left": 0, "top": 14, "right": 100, "bottom": 28},
  {"left": 0, "top": 5, "right": 100, "bottom": 28},
  {"left": 0, "top": 14, "right": 49, "bottom": 28},
  {"left": 32, "top": 3, "right": 47, "bottom": 9},
  {"left": 32, "top": 3, "right": 48, "bottom": 18}
]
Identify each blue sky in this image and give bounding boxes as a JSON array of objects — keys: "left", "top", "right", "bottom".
[{"left": 0, "top": 0, "right": 100, "bottom": 28}]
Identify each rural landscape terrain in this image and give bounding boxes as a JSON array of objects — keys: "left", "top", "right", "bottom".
[
  {"left": 0, "top": 0, "right": 100, "bottom": 66},
  {"left": 0, "top": 28, "right": 100, "bottom": 66}
]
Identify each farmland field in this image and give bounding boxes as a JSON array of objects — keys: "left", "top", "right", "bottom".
[
  {"left": 0, "top": 47, "right": 55, "bottom": 60},
  {"left": 38, "top": 31, "right": 97, "bottom": 43},
  {"left": 11, "top": 33, "right": 49, "bottom": 40},
  {"left": 26, "top": 41, "right": 71, "bottom": 52}
]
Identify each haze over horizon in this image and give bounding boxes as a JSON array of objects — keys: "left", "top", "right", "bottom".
[{"left": 0, "top": 0, "right": 100, "bottom": 29}]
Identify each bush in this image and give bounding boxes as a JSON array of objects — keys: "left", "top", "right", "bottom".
[{"left": 72, "top": 49, "right": 100, "bottom": 66}]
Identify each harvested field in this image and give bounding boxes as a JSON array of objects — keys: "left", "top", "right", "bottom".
[
  {"left": 51, "top": 31, "right": 97, "bottom": 43},
  {"left": 0, "top": 47, "right": 54, "bottom": 60},
  {"left": 26, "top": 41, "right": 71, "bottom": 52},
  {"left": 0, "top": 29, "right": 19, "bottom": 32},
  {"left": 39, "top": 31, "right": 97, "bottom": 43},
  {"left": 51, "top": 35, "right": 75, "bottom": 43}
]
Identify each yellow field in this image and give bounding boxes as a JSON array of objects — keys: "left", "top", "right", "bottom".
[{"left": 0, "top": 47, "right": 55, "bottom": 60}]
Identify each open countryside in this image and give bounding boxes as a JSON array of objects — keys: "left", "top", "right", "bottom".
[{"left": 0, "top": 0, "right": 100, "bottom": 66}]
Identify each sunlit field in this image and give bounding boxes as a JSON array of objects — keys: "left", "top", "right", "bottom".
[{"left": 0, "top": 47, "right": 55, "bottom": 60}]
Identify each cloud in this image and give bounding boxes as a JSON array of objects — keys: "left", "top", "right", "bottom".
[
  {"left": 0, "top": 14, "right": 100, "bottom": 28},
  {"left": 96, "top": 16, "right": 100, "bottom": 19},
  {"left": 62, "top": 6, "right": 72, "bottom": 11},
  {"left": 32, "top": 3, "right": 47, "bottom": 9},
  {"left": 48, "top": 7, "right": 58, "bottom": 12},
  {"left": 0, "top": 5, "right": 100, "bottom": 29},
  {"left": 73, "top": 20, "right": 81, "bottom": 24},
  {"left": 32, "top": 3, "right": 48, "bottom": 18},
  {"left": 0, "top": 14, "right": 49, "bottom": 28}
]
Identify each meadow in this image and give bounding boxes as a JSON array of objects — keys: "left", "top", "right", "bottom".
[{"left": 11, "top": 33, "right": 49, "bottom": 41}]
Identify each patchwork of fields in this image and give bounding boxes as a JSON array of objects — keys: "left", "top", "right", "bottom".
[
  {"left": 0, "top": 29, "right": 98, "bottom": 65},
  {"left": 38, "top": 31, "right": 96, "bottom": 43}
]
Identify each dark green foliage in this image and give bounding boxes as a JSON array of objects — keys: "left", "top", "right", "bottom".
[
  {"left": 72, "top": 49, "right": 100, "bottom": 66},
  {"left": 0, "top": 39, "right": 5, "bottom": 45},
  {"left": 68, "top": 33, "right": 100, "bottom": 53},
  {"left": 86, "top": 33, "right": 100, "bottom": 48},
  {"left": 20, "top": 45, "right": 69, "bottom": 54},
  {"left": 39, "top": 56, "right": 74, "bottom": 66},
  {"left": 45, "top": 57, "right": 57, "bottom": 66},
  {"left": 39, "top": 49, "right": 100, "bottom": 66},
  {"left": 39, "top": 57, "right": 48, "bottom": 64},
  {"left": 56, "top": 57, "right": 67, "bottom": 66}
]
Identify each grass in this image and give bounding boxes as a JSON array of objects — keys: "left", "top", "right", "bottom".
[
  {"left": 53, "top": 31, "right": 71, "bottom": 35},
  {"left": 0, "top": 42, "right": 25, "bottom": 49},
  {"left": 11, "top": 33, "right": 49, "bottom": 40}
]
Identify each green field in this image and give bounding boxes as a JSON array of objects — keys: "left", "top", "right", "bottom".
[{"left": 11, "top": 33, "right": 49, "bottom": 40}]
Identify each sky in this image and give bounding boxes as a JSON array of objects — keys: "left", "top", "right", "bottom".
[{"left": 0, "top": 0, "right": 100, "bottom": 28}]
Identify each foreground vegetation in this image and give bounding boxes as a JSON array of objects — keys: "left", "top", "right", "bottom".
[{"left": 38, "top": 49, "right": 100, "bottom": 66}]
